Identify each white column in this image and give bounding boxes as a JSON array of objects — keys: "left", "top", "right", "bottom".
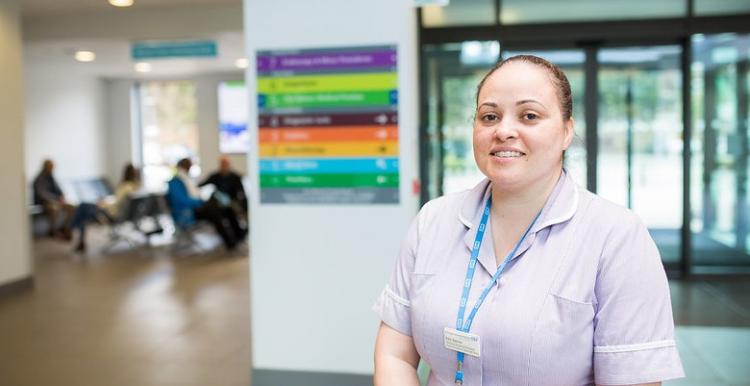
[
  {"left": 244, "top": 0, "right": 419, "bottom": 378},
  {"left": 0, "top": 0, "right": 32, "bottom": 286}
]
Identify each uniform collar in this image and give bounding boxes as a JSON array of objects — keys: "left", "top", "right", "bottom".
[{"left": 458, "top": 170, "right": 580, "bottom": 273}]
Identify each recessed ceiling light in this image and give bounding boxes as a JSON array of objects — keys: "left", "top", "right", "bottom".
[
  {"left": 134, "top": 62, "right": 151, "bottom": 73},
  {"left": 235, "top": 58, "right": 249, "bottom": 69},
  {"left": 74, "top": 50, "right": 96, "bottom": 62},
  {"left": 109, "top": 0, "right": 134, "bottom": 7}
]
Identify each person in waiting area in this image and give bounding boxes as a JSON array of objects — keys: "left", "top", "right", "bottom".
[
  {"left": 32, "top": 159, "right": 74, "bottom": 240},
  {"left": 199, "top": 156, "right": 248, "bottom": 215},
  {"left": 373, "top": 55, "right": 684, "bottom": 386},
  {"left": 167, "top": 158, "right": 246, "bottom": 250},
  {"left": 70, "top": 163, "right": 141, "bottom": 253}
]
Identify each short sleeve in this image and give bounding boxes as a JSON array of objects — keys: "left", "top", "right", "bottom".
[
  {"left": 372, "top": 212, "right": 421, "bottom": 336},
  {"left": 593, "top": 214, "right": 685, "bottom": 385}
]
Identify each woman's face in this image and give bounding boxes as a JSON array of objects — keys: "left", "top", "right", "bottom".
[{"left": 473, "top": 61, "right": 574, "bottom": 192}]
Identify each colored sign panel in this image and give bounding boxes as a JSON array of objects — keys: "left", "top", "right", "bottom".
[
  {"left": 257, "top": 45, "right": 399, "bottom": 204},
  {"left": 132, "top": 40, "right": 217, "bottom": 59}
]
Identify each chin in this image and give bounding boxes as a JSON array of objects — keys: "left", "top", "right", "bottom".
[{"left": 483, "top": 168, "right": 526, "bottom": 190}]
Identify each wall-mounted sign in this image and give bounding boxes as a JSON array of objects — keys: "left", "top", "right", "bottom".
[
  {"left": 218, "top": 81, "right": 249, "bottom": 154},
  {"left": 131, "top": 40, "right": 217, "bottom": 60},
  {"left": 257, "top": 45, "right": 399, "bottom": 204}
]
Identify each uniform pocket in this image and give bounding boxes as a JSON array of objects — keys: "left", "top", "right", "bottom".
[{"left": 529, "top": 294, "right": 595, "bottom": 386}]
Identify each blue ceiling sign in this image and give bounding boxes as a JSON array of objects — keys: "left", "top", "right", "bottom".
[{"left": 131, "top": 40, "right": 217, "bottom": 60}]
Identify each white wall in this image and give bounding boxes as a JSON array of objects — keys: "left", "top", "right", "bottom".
[
  {"left": 245, "top": 0, "right": 419, "bottom": 375},
  {"left": 0, "top": 0, "right": 32, "bottom": 286},
  {"left": 24, "top": 67, "right": 106, "bottom": 182}
]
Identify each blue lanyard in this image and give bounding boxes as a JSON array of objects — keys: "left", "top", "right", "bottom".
[{"left": 454, "top": 196, "right": 541, "bottom": 385}]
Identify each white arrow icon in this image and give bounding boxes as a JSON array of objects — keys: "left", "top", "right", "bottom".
[{"left": 375, "top": 114, "right": 388, "bottom": 125}]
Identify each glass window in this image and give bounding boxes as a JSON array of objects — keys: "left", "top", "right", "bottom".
[
  {"left": 422, "top": 0, "right": 495, "bottom": 27},
  {"left": 691, "top": 33, "right": 750, "bottom": 271},
  {"left": 597, "top": 45, "right": 683, "bottom": 263},
  {"left": 501, "top": 0, "right": 686, "bottom": 25},
  {"left": 138, "top": 81, "right": 200, "bottom": 192},
  {"left": 422, "top": 42, "right": 499, "bottom": 196},
  {"left": 695, "top": 0, "right": 750, "bottom": 16}
]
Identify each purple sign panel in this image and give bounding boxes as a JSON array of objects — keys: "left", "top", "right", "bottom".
[{"left": 257, "top": 49, "right": 396, "bottom": 73}]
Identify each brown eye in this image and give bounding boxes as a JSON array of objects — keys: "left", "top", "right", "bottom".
[
  {"left": 523, "top": 112, "right": 539, "bottom": 121},
  {"left": 481, "top": 113, "right": 499, "bottom": 123}
]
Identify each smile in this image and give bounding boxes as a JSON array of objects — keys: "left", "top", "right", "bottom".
[{"left": 491, "top": 151, "right": 525, "bottom": 158}]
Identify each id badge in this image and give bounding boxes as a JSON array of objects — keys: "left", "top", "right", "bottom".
[{"left": 443, "top": 327, "right": 481, "bottom": 357}]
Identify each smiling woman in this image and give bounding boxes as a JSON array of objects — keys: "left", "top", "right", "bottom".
[{"left": 373, "top": 55, "right": 684, "bottom": 386}]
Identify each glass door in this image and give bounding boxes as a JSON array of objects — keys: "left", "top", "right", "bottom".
[
  {"left": 691, "top": 34, "right": 750, "bottom": 271},
  {"left": 597, "top": 45, "right": 684, "bottom": 263}
]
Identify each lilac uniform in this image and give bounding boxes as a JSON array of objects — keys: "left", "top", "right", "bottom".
[{"left": 373, "top": 171, "right": 684, "bottom": 386}]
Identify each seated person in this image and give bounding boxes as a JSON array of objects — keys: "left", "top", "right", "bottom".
[
  {"left": 199, "top": 156, "right": 248, "bottom": 215},
  {"left": 167, "top": 158, "right": 246, "bottom": 250},
  {"left": 32, "top": 159, "right": 74, "bottom": 240},
  {"left": 70, "top": 163, "right": 143, "bottom": 253}
]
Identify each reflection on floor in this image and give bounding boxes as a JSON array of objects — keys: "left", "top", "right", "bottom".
[
  {"left": 0, "top": 233, "right": 748, "bottom": 385},
  {"left": 0, "top": 234, "right": 250, "bottom": 386},
  {"left": 668, "top": 279, "right": 750, "bottom": 386}
]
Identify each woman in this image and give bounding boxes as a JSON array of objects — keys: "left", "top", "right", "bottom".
[
  {"left": 71, "top": 163, "right": 140, "bottom": 252},
  {"left": 373, "top": 55, "right": 684, "bottom": 386}
]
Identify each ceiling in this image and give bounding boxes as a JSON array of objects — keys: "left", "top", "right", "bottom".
[
  {"left": 24, "top": 32, "right": 246, "bottom": 79},
  {"left": 21, "top": 0, "right": 245, "bottom": 78},
  {"left": 22, "top": 0, "right": 241, "bottom": 17}
]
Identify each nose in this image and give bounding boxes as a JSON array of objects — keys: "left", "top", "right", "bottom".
[{"left": 494, "top": 119, "right": 518, "bottom": 142}]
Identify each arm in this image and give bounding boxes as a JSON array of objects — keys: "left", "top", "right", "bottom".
[
  {"left": 33, "top": 176, "right": 60, "bottom": 203},
  {"left": 592, "top": 211, "right": 684, "bottom": 385},
  {"left": 167, "top": 179, "right": 203, "bottom": 209},
  {"left": 374, "top": 322, "right": 420, "bottom": 386},
  {"left": 198, "top": 173, "right": 215, "bottom": 188},
  {"left": 233, "top": 173, "right": 247, "bottom": 200}
]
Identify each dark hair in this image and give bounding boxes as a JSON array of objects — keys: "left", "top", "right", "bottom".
[
  {"left": 121, "top": 163, "right": 139, "bottom": 183},
  {"left": 475, "top": 55, "right": 573, "bottom": 121},
  {"left": 177, "top": 158, "right": 192, "bottom": 171}
]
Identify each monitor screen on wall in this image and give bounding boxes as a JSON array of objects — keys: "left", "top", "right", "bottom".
[{"left": 218, "top": 81, "right": 249, "bottom": 154}]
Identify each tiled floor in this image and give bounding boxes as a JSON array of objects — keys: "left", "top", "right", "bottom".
[{"left": 0, "top": 229, "right": 749, "bottom": 386}]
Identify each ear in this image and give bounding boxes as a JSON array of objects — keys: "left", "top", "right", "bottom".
[{"left": 562, "top": 118, "right": 574, "bottom": 150}]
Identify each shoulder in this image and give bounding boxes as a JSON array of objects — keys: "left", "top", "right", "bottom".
[
  {"left": 167, "top": 177, "right": 183, "bottom": 189},
  {"left": 576, "top": 189, "right": 644, "bottom": 236},
  {"left": 416, "top": 188, "right": 472, "bottom": 225}
]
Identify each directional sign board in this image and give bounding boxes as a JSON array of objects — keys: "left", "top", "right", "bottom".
[
  {"left": 257, "top": 45, "right": 399, "bottom": 204},
  {"left": 132, "top": 40, "right": 217, "bottom": 60}
]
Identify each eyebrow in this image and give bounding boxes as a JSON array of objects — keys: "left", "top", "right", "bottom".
[
  {"left": 516, "top": 99, "right": 546, "bottom": 108},
  {"left": 477, "top": 100, "right": 546, "bottom": 109}
]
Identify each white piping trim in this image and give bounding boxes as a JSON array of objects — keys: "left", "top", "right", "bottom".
[
  {"left": 594, "top": 339, "right": 676, "bottom": 353},
  {"left": 384, "top": 285, "right": 411, "bottom": 307}
]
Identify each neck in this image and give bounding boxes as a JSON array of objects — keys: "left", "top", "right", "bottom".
[{"left": 490, "top": 168, "right": 562, "bottom": 222}]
